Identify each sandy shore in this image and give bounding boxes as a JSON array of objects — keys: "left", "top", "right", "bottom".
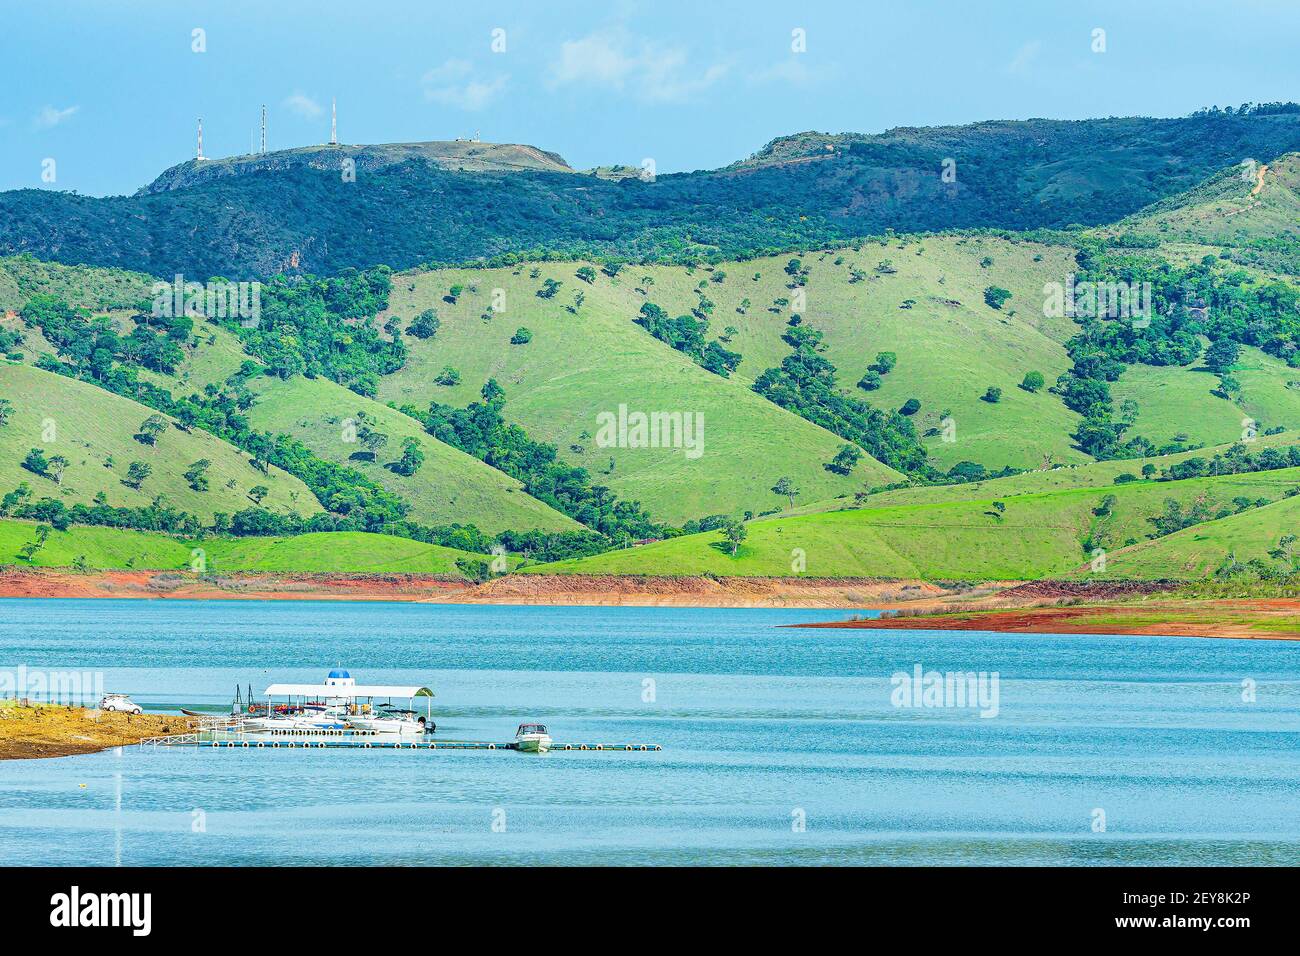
[{"left": 0, "top": 703, "right": 196, "bottom": 760}]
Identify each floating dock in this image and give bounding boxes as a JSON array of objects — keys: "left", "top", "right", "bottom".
[{"left": 139, "top": 720, "right": 661, "bottom": 752}]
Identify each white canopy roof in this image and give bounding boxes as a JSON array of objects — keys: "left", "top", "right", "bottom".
[{"left": 262, "top": 684, "right": 433, "bottom": 699}]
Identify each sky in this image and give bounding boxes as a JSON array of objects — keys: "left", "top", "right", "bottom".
[{"left": 2, "top": 0, "right": 1298, "bottom": 196}]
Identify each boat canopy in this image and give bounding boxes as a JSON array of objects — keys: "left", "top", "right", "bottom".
[{"left": 262, "top": 683, "right": 434, "bottom": 699}]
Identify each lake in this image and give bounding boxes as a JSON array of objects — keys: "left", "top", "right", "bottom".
[{"left": 1, "top": 598, "right": 1298, "bottom": 865}]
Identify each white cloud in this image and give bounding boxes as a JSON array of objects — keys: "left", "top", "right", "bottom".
[
  {"left": 547, "top": 28, "right": 729, "bottom": 103},
  {"left": 1005, "top": 40, "right": 1042, "bottom": 75},
  {"left": 747, "top": 58, "right": 827, "bottom": 88},
  {"left": 34, "top": 105, "right": 79, "bottom": 129},
  {"left": 422, "top": 59, "right": 508, "bottom": 111},
  {"left": 282, "top": 92, "right": 324, "bottom": 119}
]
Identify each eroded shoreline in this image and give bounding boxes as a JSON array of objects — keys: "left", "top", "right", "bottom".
[{"left": 0, "top": 567, "right": 983, "bottom": 608}]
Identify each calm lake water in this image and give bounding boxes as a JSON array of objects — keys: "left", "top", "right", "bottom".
[{"left": 1, "top": 598, "right": 1299, "bottom": 866}]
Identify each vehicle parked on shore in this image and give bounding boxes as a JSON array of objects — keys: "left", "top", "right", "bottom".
[{"left": 99, "top": 694, "right": 143, "bottom": 715}]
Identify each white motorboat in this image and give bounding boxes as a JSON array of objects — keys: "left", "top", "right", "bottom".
[
  {"left": 347, "top": 705, "right": 429, "bottom": 735},
  {"left": 242, "top": 713, "right": 349, "bottom": 732},
  {"left": 514, "top": 722, "right": 552, "bottom": 753}
]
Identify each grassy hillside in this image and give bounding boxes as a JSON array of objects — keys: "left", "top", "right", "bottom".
[
  {"left": 812, "top": 431, "right": 1299, "bottom": 512},
  {"left": 1115, "top": 152, "right": 1300, "bottom": 246},
  {"left": 1091, "top": 494, "right": 1300, "bottom": 580},
  {"left": 0, "top": 519, "right": 193, "bottom": 570},
  {"left": 629, "top": 237, "right": 1085, "bottom": 470},
  {"left": 0, "top": 520, "right": 499, "bottom": 576},
  {"left": 528, "top": 468, "right": 1300, "bottom": 580},
  {"left": 0, "top": 256, "right": 152, "bottom": 313},
  {"left": 1106, "top": 343, "right": 1300, "bottom": 449},
  {"left": 0, "top": 362, "right": 319, "bottom": 520},
  {"left": 199, "top": 531, "right": 514, "bottom": 574},
  {"left": 379, "top": 262, "right": 902, "bottom": 523},
  {"left": 243, "top": 375, "right": 578, "bottom": 534}
]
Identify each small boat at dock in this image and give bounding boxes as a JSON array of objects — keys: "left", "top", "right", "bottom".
[{"left": 514, "top": 722, "right": 552, "bottom": 753}]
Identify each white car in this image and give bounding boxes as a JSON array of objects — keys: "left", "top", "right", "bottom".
[{"left": 99, "top": 694, "right": 143, "bottom": 715}]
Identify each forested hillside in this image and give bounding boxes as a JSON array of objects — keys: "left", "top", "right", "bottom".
[{"left": 4, "top": 109, "right": 1300, "bottom": 279}]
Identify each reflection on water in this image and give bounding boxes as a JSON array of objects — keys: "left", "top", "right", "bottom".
[{"left": 1, "top": 599, "right": 1298, "bottom": 866}]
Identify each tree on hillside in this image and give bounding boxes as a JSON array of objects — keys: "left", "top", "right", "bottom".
[
  {"left": 1204, "top": 339, "right": 1241, "bottom": 372},
  {"left": 435, "top": 365, "right": 461, "bottom": 386},
  {"left": 407, "top": 308, "right": 440, "bottom": 339},
  {"left": 536, "top": 278, "right": 562, "bottom": 299},
  {"left": 185, "top": 458, "right": 211, "bottom": 491},
  {"left": 137, "top": 414, "right": 168, "bottom": 446},
  {"left": 722, "top": 517, "right": 748, "bottom": 556},
  {"left": 1269, "top": 534, "right": 1298, "bottom": 567},
  {"left": 982, "top": 386, "right": 1003, "bottom": 403},
  {"left": 17, "top": 524, "right": 50, "bottom": 563},
  {"left": 772, "top": 476, "right": 799, "bottom": 508},
  {"left": 871, "top": 351, "right": 897, "bottom": 375},
  {"left": 511, "top": 327, "right": 533, "bottom": 345},
  {"left": 388, "top": 437, "right": 425, "bottom": 477},
  {"left": 248, "top": 485, "right": 269, "bottom": 505},
  {"left": 983, "top": 286, "right": 1012, "bottom": 309},
  {"left": 899, "top": 398, "right": 921, "bottom": 416},
  {"left": 1020, "top": 370, "right": 1045, "bottom": 392},
  {"left": 21, "top": 448, "right": 49, "bottom": 477},
  {"left": 576, "top": 266, "right": 597, "bottom": 284},
  {"left": 0, "top": 399, "right": 12, "bottom": 426},
  {"left": 826, "top": 444, "right": 862, "bottom": 475},
  {"left": 46, "top": 455, "right": 69, "bottom": 485},
  {"left": 124, "top": 460, "right": 151, "bottom": 489},
  {"left": 359, "top": 426, "right": 389, "bottom": 460}
]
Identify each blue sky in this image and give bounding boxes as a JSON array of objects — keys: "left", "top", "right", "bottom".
[{"left": 3, "top": 0, "right": 1298, "bottom": 196}]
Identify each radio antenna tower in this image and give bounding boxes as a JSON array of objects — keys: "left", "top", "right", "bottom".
[
  {"left": 196, "top": 118, "right": 205, "bottom": 160},
  {"left": 260, "top": 105, "right": 267, "bottom": 154},
  {"left": 330, "top": 98, "right": 338, "bottom": 146}
]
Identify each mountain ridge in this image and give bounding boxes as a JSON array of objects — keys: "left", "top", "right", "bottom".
[
  {"left": 138, "top": 140, "right": 575, "bottom": 195},
  {"left": 7, "top": 111, "right": 1300, "bottom": 279}
]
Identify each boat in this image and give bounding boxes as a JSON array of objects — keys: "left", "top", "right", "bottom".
[
  {"left": 514, "top": 722, "right": 552, "bottom": 753},
  {"left": 346, "top": 704, "right": 432, "bottom": 735},
  {"left": 244, "top": 703, "right": 350, "bottom": 732}
]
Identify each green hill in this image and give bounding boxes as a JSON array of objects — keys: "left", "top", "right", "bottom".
[
  {"left": 0, "top": 362, "right": 319, "bottom": 521},
  {"left": 528, "top": 468, "right": 1300, "bottom": 580},
  {"left": 629, "top": 237, "right": 1085, "bottom": 470},
  {"left": 0, "top": 519, "right": 500, "bottom": 576},
  {"left": 1115, "top": 152, "right": 1300, "bottom": 246},
  {"left": 790, "top": 431, "right": 1298, "bottom": 514},
  {"left": 378, "top": 262, "right": 902, "bottom": 523},
  {"left": 243, "top": 375, "right": 579, "bottom": 534},
  {"left": 1086, "top": 494, "right": 1300, "bottom": 580},
  {"left": 0, "top": 256, "right": 152, "bottom": 314}
]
